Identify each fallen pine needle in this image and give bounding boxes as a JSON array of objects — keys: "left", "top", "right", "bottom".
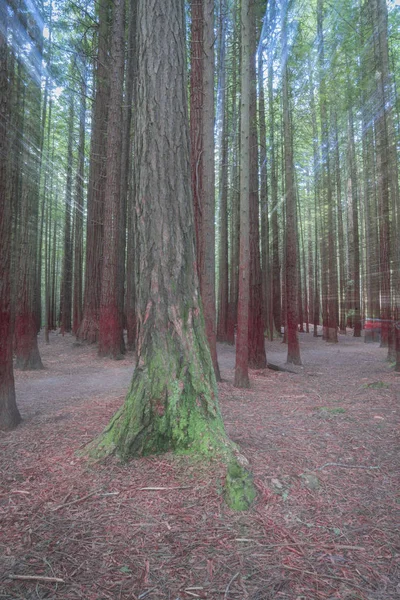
[
  {"left": 138, "top": 588, "right": 156, "bottom": 599},
  {"left": 9, "top": 574, "right": 64, "bottom": 583},
  {"left": 224, "top": 572, "right": 239, "bottom": 600},
  {"left": 281, "top": 565, "right": 364, "bottom": 589}
]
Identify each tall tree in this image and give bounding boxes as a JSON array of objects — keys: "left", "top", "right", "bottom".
[
  {"left": 98, "top": 0, "right": 126, "bottom": 358},
  {"left": 248, "top": 0, "right": 266, "bottom": 369},
  {"left": 282, "top": 0, "right": 301, "bottom": 365},
  {"left": 60, "top": 87, "right": 74, "bottom": 335},
  {"left": 14, "top": 2, "right": 44, "bottom": 370},
  {"left": 77, "top": 0, "right": 110, "bottom": 343},
  {"left": 234, "top": 0, "right": 251, "bottom": 387},
  {"left": 190, "top": 0, "right": 221, "bottom": 379},
  {"left": 0, "top": 5, "right": 21, "bottom": 430},
  {"left": 92, "top": 0, "right": 234, "bottom": 462}
]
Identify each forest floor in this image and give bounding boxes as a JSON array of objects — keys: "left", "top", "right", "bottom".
[{"left": 1, "top": 330, "right": 399, "bottom": 600}]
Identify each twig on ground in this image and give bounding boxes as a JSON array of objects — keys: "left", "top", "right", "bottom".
[
  {"left": 224, "top": 572, "right": 239, "bottom": 600},
  {"left": 51, "top": 489, "right": 101, "bottom": 511},
  {"left": 315, "top": 463, "right": 380, "bottom": 471},
  {"left": 9, "top": 574, "right": 65, "bottom": 583}
]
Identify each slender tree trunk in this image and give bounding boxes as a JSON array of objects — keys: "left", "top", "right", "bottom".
[
  {"left": 234, "top": 0, "right": 251, "bottom": 387},
  {"left": 347, "top": 105, "right": 362, "bottom": 337},
  {"left": 72, "top": 61, "right": 87, "bottom": 335},
  {"left": 268, "top": 4, "right": 281, "bottom": 335},
  {"left": 258, "top": 46, "right": 273, "bottom": 341},
  {"left": 98, "top": 0, "right": 125, "bottom": 358},
  {"left": 60, "top": 89, "right": 74, "bottom": 335},
  {"left": 125, "top": 0, "right": 138, "bottom": 351},
  {"left": 281, "top": 0, "right": 301, "bottom": 365},
  {"left": 77, "top": 0, "right": 110, "bottom": 343},
  {"left": 190, "top": 0, "right": 220, "bottom": 379},
  {"left": 216, "top": 0, "right": 230, "bottom": 344},
  {"left": 0, "top": 9, "right": 21, "bottom": 430}
]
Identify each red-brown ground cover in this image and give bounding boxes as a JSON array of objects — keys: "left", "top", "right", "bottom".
[{"left": 1, "top": 331, "right": 399, "bottom": 599}]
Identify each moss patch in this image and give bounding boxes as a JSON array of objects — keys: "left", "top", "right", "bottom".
[{"left": 224, "top": 461, "right": 257, "bottom": 511}]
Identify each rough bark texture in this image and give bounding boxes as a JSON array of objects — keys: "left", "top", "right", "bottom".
[
  {"left": 282, "top": 0, "right": 301, "bottom": 365},
  {"left": 190, "top": 0, "right": 220, "bottom": 380},
  {"left": 98, "top": 0, "right": 125, "bottom": 358},
  {"left": 0, "top": 10, "right": 21, "bottom": 430},
  {"left": 248, "top": 3, "right": 266, "bottom": 370},
  {"left": 234, "top": 0, "right": 251, "bottom": 388},
  {"left": 268, "top": 5, "right": 281, "bottom": 335},
  {"left": 92, "top": 0, "right": 231, "bottom": 460},
  {"left": 77, "top": 0, "right": 110, "bottom": 344},
  {"left": 216, "top": 1, "right": 230, "bottom": 344},
  {"left": 14, "top": 4, "right": 44, "bottom": 371}
]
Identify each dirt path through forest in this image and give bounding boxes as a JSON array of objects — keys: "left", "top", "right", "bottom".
[{"left": 1, "top": 330, "right": 399, "bottom": 599}]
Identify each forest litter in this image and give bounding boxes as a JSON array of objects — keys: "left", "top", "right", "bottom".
[{"left": 1, "top": 330, "right": 399, "bottom": 599}]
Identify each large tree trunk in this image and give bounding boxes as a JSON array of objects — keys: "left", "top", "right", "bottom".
[
  {"left": 98, "top": 0, "right": 125, "bottom": 358},
  {"left": 93, "top": 0, "right": 232, "bottom": 460},
  {"left": 190, "top": 0, "right": 220, "bottom": 380},
  {"left": 14, "top": 3, "right": 43, "bottom": 370},
  {"left": 234, "top": 0, "right": 251, "bottom": 388},
  {"left": 0, "top": 9, "right": 21, "bottom": 430},
  {"left": 77, "top": 0, "right": 110, "bottom": 344}
]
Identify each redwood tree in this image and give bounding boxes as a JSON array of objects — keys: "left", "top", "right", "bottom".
[
  {"left": 0, "top": 8, "right": 21, "bottom": 430},
  {"left": 234, "top": 0, "right": 251, "bottom": 388},
  {"left": 92, "top": 0, "right": 233, "bottom": 460},
  {"left": 190, "top": 0, "right": 220, "bottom": 380},
  {"left": 98, "top": 0, "right": 125, "bottom": 358}
]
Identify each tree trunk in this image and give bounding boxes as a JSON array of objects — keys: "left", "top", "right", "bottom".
[
  {"left": 268, "top": 2, "right": 281, "bottom": 335},
  {"left": 190, "top": 0, "right": 221, "bottom": 380},
  {"left": 234, "top": 0, "right": 251, "bottom": 387},
  {"left": 77, "top": 0, "right": 110, "bottom": 343},
  {"left": 14, "top": 4, "right": 44, "bottom": 370},
  {"left": 60, "top": 89, "right": 74, "bottom": 335},
  {"left": 216, "top": 0, "right": 230, "bottom": 344},
  {"left": 72, "top": 61, "right": 87, "bottom": 335},
  {"left": 282, "top": 0, "right": 301, "bottom": 365},
  {"left": 0, "top": 9, "right": 21, "bottom": 430},
  {"left": 248, "top": 2, "right": 266, "bottom": 369},
  {"left": 92, "top": 0, "right": 232, "bottom": 461},
  {"left": 98, "top": 0, "right": 126, "bottom": 358},
  {"left": 125, "top": 0, "right": 138, "bottom": 351}
]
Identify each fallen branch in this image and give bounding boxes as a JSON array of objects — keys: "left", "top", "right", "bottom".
[
  {"left": 9, "top": 574, "right": 64, "bottom": 583},
  {"left": 315, "top": 463, "right": 380, "bottom": 471},
  {"left": 51, "top": 489, "right": 101, "bottom": 512}
]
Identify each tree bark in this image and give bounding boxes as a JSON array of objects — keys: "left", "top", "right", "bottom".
[
  {"left": 98, "top": 0, "right": 126, "bottom": 358},
  {"left": 282, "top": 0, "right": 301, "bottom": 365},
  {"left": 92, "top": 0, "right": 231, "bottom": 459},
  {"left": 0, "top": 8, "right": 21, "bottom": 429},
  {"left": 190, "top": 0, "right": 221, "bottom": 380},
  {"left": 14, "top": 2, "right": 44, "bottom": 370},
  {"left": 234, "top": 0, "right": 251, "bottom": 387},
  {"left": 77, "top": 0, "right": 110, "bottom": 343}
]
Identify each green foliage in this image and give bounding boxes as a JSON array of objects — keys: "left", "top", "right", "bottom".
[{"left": 224, "top": 461, "right": 257, "bottom": 511}]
